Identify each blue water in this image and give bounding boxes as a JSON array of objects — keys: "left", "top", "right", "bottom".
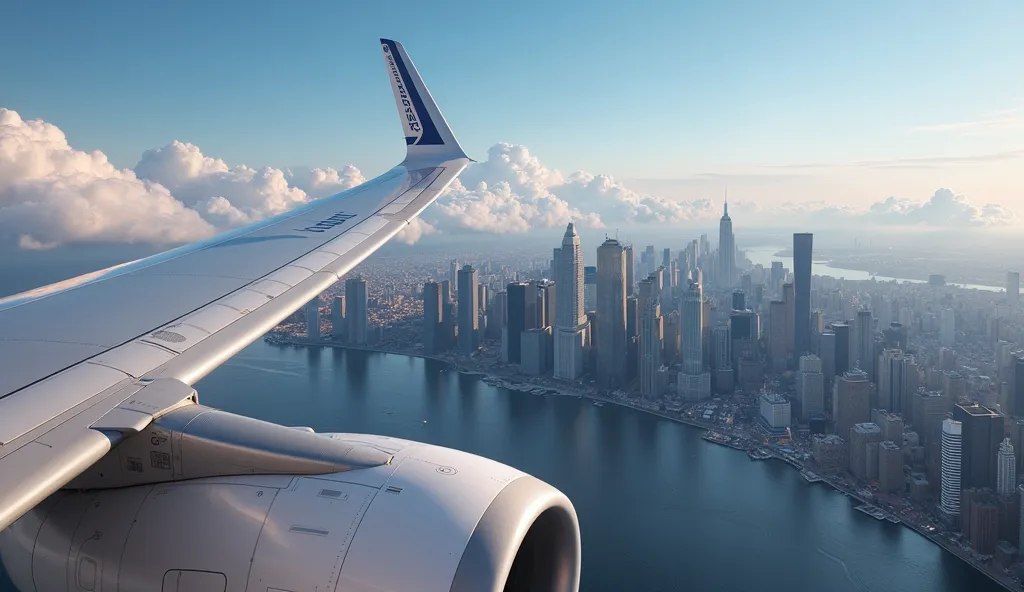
[{"left": 188, "top": 342, "right": 996, "bottom": 592}]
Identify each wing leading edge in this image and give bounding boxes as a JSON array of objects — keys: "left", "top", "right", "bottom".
[{"left": 0, "top": 40, "right": 471, "bottom": 532}]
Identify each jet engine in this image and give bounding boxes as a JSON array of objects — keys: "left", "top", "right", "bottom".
[{"left": 0, "top": 432, "right": 580, "bottom": 592}]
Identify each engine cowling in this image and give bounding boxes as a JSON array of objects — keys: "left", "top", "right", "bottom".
[{"left": 0, "top": 433, "right": 580, "bottom": 592}]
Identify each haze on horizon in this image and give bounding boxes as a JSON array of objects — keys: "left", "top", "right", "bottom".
[{"left": 1, "top": 0, "right": 1022, "bottom": 256}]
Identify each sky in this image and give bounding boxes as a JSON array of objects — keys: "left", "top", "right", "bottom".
[{"left": 1, "top": 0, "right": 1023, "bottom": 253}]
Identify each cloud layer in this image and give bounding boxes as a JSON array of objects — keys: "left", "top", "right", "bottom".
[{"left": 0, "top": 108, "right": 1016, "bottom": 250}]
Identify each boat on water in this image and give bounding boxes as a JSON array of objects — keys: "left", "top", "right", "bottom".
[{"left": 592, "top": 401, "right": 605, "bottom": 407}]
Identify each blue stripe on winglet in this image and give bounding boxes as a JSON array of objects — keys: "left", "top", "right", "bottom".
[{"left": 382, "top": 39, "right": 444, "bottom": 146}]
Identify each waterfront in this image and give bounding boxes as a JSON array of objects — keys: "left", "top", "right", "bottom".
[
  {"left": 744, "top": 246, "right": 1003, "bottom": 292},
  {"left": 195, "top": 342, "right": 997, "bottom": 591}
]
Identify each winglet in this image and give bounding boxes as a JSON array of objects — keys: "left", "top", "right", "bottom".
[{"left": 380, "top": 39, "right": 470, "bottom": 164}]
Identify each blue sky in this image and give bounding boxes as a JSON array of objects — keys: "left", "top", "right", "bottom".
[{"left": 3, "top": 0, "right": 1021, "bottom": 178}]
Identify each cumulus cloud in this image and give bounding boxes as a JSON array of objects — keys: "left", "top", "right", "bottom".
[
  {"left": 0, "top": 108, "right": 215, "bottom": 249},
  {"left": 1, "top": 108, "right": 1016, "bottom": 250},
  {"left": 864, "top": 188, "right": 1016, "bottom": 226},
  {"left": 424, "top": 143, "right": 716, "bottom": 235},
  {"left": 0, "top": 109, "right": 375, "bottom": 250}
]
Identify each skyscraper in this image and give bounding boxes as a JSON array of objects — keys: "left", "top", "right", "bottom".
[
  {"left": 583, "top": 266, "right": 597, "bottom": 312},
  {"left": 624, "top": 245, "right": 635, "bottom": 297},
  {"left": 448, "top": 260, "right": 459, "bottom": 300},
  {"left": 305, "top": 298, "right": 320, "bottom": 341},
  {"left": 345, "top": 277, "right": 368, "bottom": 345},
  {"left": 793, "top": 233, "right": 813, "bottom": 355},
  {"left": 678, "top": 280, "right": 711, "bottom": 401},
  {"left": 1008, "top": 272, "right": 1020, "bottom": 305},
  {"left": 835, "top": 368, "right": 871, "bottom": 440},
  {"left": 941, "top": 418, "right": 963, "bottom": 517},
  {"left": 555, "top": 223, "right": 588, "bottom": 380},
  {"left": 878, "top": 349, "right": 918, "bottom": 417},
  {"left": 596, "top": 239, "right": 627, "bottom": 389},
  {"left": 798, "top": 354, "right": 825, "bottom": 421},
  {"left": 940, "top": 308, "right": 956, "bottom": 348},
  {"left": 998, "top": 438, "right": 1016, "bottom": 497},
  {"left": 954, "top": 404, "right": 1004, "bottom": 490},
  {"left": 331, "top": 295, "right": 346, "bottom": 341},
  {"left": 718, "top": 201, "right": 735, "bottom": 287},
  {"left": 640, "top": 301, "right": 663, "bottom": 399},
  {"left": 504, "top": 282, "right": 531, "bottom": 364},
  {"left": 422, "top": 282, "right": 442, "bottom": 354},
  {"left": 832, "top": 322, "right": 851, "bottom": 377},
  {"left": 457, "top": 265, "right": 479, "bottom": 354},
  {"left": 855, "top": 310, "right": 874, "bottom": 381}
]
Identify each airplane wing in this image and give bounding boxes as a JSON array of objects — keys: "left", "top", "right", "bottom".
[{"left": 0, "top": 39, "right": 471, "bottom": 532}]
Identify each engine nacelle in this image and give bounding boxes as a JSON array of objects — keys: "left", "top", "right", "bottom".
[{"left": 0, "top": 434, "right": 580, "bottom": 592}]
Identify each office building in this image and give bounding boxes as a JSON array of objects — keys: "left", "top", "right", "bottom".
[
  {"left": 1009, "top": 272, "right": 1020, "bottom": 305},
  {"left": 448, "top": 260, "right": 458, "bottom": 300},
  {"left": 718, "top": 202, "right": 735, "bottom": 286},
  {"left": 940, "top": 308, "right": 956, "bottom": 348},
  {"left": 849, "top": 422, "right": 883, "bottom": 480},
  {"left": 521, "top": 327, "right": 552, "bottom": 376},
  {"left": 457, "top": 265, "right": 479, "bottom": 354},
  {"left": 679, "top": 280, "right": 711, "bottom": 401},
  {"left": 596, "top": 239, "right": 628, "bottom": 389},
  {"left": 624, "top": 245, "right": 634, "bottom": 297},
  {"left": 878, "top": 440, "right": 905, "bottom": 493},
  {"left": 305, "top": 298, "right": 320, "bottom": 340},
  {"left": 331, "top": 295, "right": 346, "bottom": 341},
  {"left": 855, "top": 310, "right": 874, "bottom": 381},
  {"left": 835, "top": 368, "right": 872, "bottom": 440},
  {"left": 941, "top": 418, "right": 963, "bottom": 517},
  {"left": 422, "top": 282, "right": 442, "bottom": 354},
  {"left": 961, "top": 489, "right": 1000, "bottom": 555},
  {"left": 554, "top": 223, "right": 588, "bottom": 380},
  {"left": 819, "top": 331, "right": 836, "bottom": 379},
  {"left": 345, "top": 277, "right": 368, "bottom": 345},
  {"left": 712, "top": 324, "right": 733, "bottom": 393},
  {"left": 880, "top": 412, "right": 904, "bottom": 444},
  {"left": 812, "top": 434, "right": 848, "bottom": 471},
  {"left": 832, "top": 322, "right": 851, "bottom": 377},
  {"left": 503, "top": 282, "right": 531, "bottom": 364},
  {"left": 1010, "top": 357, "right": 1024, "bottom": 418},
  {"left": 732, "top": 290, "right": 745, "bottom": 311},
  {"left": 783, "top": 282, "right": 795, "bottom": 357},
  {"left": 729, "top": 309, "right": 759, "bottom": 366},
  {"left": 768, "top": 300, "right": 788, "bottom": 370},
  {"left": 760, "top": 393, "right": 791, "bottom": 433},
  {"left": 798, "top": 354, "right": 824, "bottom": 421},
  {"left": 954, "top": 404, "right": 1004, "bottom": 490},
  {"left": 583, "top": 266, "right": 597, "bottom": 312},
  {"left": 640, "top": 301, "right": 663, "bottom": 399},
  {"left": 793, "top": 232, "right": 813, "bottom": 355},
  {"left": 998, "top": 438, "right": 1016, "bottom": 497},
  {"left": 878, "top": 349, "right": 919, "bottom": 418}
]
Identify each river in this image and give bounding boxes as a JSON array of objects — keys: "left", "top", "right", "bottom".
[
  {"left": 744, "top": 246, "right": 1002, "bottom": 293},
  {"left": 197, "top": 343, "right": 1000, "bottom": 591}
]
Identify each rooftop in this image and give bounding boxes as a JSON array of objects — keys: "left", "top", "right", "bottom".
[{"left": 852, "top": 422, "right": 882, "bottom": 434}]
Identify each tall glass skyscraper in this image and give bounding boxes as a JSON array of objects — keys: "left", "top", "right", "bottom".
[
  {"left": 555, "top": 223, "right": 588, "bottom": 380},
  {"left": 457, "top": 265, "right": 479, "bottom": 354},
  {"left": 596, "top": 239, "right": 627, "bottom": 389},
  {"left": 793, "top": 232, "right": 813, "bottom": 355}
]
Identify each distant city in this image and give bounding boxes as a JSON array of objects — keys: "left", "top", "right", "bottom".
[{"left": 271, "top": 204, "right": 1024, "bottom": 590}]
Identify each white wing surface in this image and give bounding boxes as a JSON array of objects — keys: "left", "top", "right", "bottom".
[{"left": 0, "top": 39, "right": 471, "bottom": 532}]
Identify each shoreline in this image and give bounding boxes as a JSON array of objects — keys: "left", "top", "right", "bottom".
[
  {"left": 268, "top": 336, "right": 1019, "bottom": 591},
  {"left": 761, "top": 249, "right": 1003, "bottom": 291}
]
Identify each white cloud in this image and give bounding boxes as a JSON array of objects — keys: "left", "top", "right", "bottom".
[
  {"left": 864, "top": 188, "right": 1016, "bottom": 226},
  {"left": 134, "top": 140, "right": 309, "bottom": 223},
  {"left": 285, "top": 165, "right": 366, "bottom": 198},
  {"left": 0, "top": 108, "right": 1017, "bottom": 250},
  {"left": 0, "top": 108, "right": 215, "bottom": 250}
]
